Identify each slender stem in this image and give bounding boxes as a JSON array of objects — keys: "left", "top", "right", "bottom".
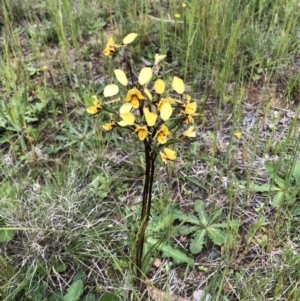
[
  {"left": 136, "top": 141, "right": 152, "bottom": 288},
  {"left": 123, "top": 51, "right": 135, "bottom": 85}
]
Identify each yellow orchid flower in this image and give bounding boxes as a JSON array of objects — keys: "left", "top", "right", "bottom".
[
  {"left": 184, "top": 114, "right": 194, "bottom": 124},
  {"left": 183, "top": 126, "right": 196, "bottom": 138},
  {"left": 235, "top": 131, "right": 242, "bottom": 139},
  {"left": 160, "top": 148, "right": 176, "bottom": 164},
  {"left": 126, "top": 88, "right": 146, "bottom": 109},
  {"left": 86, "top": 96, "right": 102, "bottom": 115},
  {"left": 134, "top": 125, "right": 149, "bottom": 141},
  {"left": 103, "top": 120, "right": 116, "bottom": 131},
  {"left": 154, "top": 124, "right": 171, "bottom": 144},
  {"left": 181, "top": 94, "right": 198, "bottom": 123},
  {"left": 182, "top": 94, "right": 197, "bottom": 115},
  {"left": 103, "top": 37, "right": 121, "bottom": 56}
]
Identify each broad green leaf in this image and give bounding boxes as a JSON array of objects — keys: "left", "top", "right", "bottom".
[
  {"left": 265, "top": 161, "right": 275, "bottom": 178},
  {"left": 49, "top": 292, "right": 64, "bottom": 301},
  {"left": 160, "top": 103, "right": 172, "bottom": 121},
  {"left": 291, "top": 161, "right": 300, "bottom": 184},
  {"left": 211, "top": 223, "right": 229, "bottom": 228},
  {"left": 185, "top": 176, "right": 207, "bottom": 191},
  {"left": 171, "top": 76, "right": 184, "bottom": 94},
  {"left": 154, "top": 79, "right": 165, "bottom": 94},
  {"left": 0, "top": 229, "right": 15, "bottom": 243},
  {"left": 72, "top": 270, "right": 86, "bottom": 284},
  {"left": 194, "top": 200, "right": 208, "bottom": 226},
  {"left": 147, "top": 237, "right": 194, "bottom": 267},
  {"left": 210, "top": 208, "right": 223, "bottom": 224},
  {"left": 114, "top": 69, "right": 128, "bottom": 86},
  {"left": 273, "top": 176, "right": 285, "bottom": 190},
  {"left": 63, "top": 279, "right": 83, "bottom": 301},
  {"left": 30, "top": 280, "right": 47, "bottom": 301},
  {"left": 170, "top": 208, "right": 200, "bottom": 225},
  {"left": 179, "top": 225, "right": 200, "bottom": 235},
  {"left": 251, "top": 183, "right": 281, "bottom": 193},
  {"left": 98, "top": 293, "right": 119, "bottom": 301},
  {"left": 206, "top": 226, "right": 226, "bottom": 245},
  {"left": 271, "top": 191, "right": 284, "bottom": 207},
  {"left": 190, "top": 229, "right": 206, "bottom": 254},
  {"left": 122, "top": 33, "right": 138, "bottom": 44},
  {"left": 81, "top": 293, "right": 96, "bottom": 301},
  {"left": 138, "top": 67, "right": 152, "bottom": 85},
  {"left": 103, "top": 84, "right": 119, "bottom": 97}
]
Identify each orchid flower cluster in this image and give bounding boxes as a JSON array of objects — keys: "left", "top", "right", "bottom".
[
  {"left": 86, "top": 33, "right": 198, "bottom": 285},
  {"left": 86, "top": 33, "right": 197, "bottom": 164}
]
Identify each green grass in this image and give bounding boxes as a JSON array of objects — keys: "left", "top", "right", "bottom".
[{"left": 1, "top": 0, "right": 300, "bottom": 300}]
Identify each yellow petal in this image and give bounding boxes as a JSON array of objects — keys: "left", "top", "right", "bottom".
[
  {"left": 114, "top": 69, "right": 128, "bottom": 86},
  {"left": 160, "top": 151, "right": 167, "bottom": 164},
  {"left": 118, "top": 120, "right": 128, "bottom": 127},
  {"left": 144, "top": 88, "right": 152, "bottom": 101},
  {"left": 154, "top": 79, "right": 166, "bottom": 94},
  {"left": 86, "top": 106, "right": 98, "bottom": 115},
  {"left": 164, "top": 148, "right": 176, "bottom": 160},
  {"left": 135, "top": 126, "right": 148, "bottom": 141},
  {"left": 122, "top": 33, "right": 138, "bottom": 44},
  {"left": 120, "top": 112, "right": 135, "bottom": 125},
  {"left": 143, "top": 107, "right": 158, "bottom": 127},
  {"left": 120, "top": 102, "right": 132, "bottom": 114},
  {"left": 154, "top": 54, "right": 167, "bottom": 66},
  {"left": 102, "top": 122, "right": 115, "bottom": 131},
  {"left": 157, "top": 133, "right": 167, "bottom": 144},
  {"left": 106, "top": 37, "right": 114, "bottom": 47},
  {"left": 183, "top": 126, "right": 196, "bottom": 137},
  {"left": 185, "top": 102, "right": 197, "bottom": 115},
  {"left": 160, "top": 102, "right": 172, "bottom": 121},
  {"left": 172, "top": 76, "right": 185, "bottom": 94},
  {"left": 138, "top": 67, "right": 153, "bottom": 85},
  {"left": 235, "top": 132, "right": 242, "bottom": 139},
  {"left": 104, "top": 84, "right": 119, "bottom": 97},
  {"left": 160, "top": 124, "right": 171, "bottom": 135}
]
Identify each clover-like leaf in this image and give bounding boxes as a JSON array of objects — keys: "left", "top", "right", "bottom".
[
  {"left": 122, "top": 33, "right": 138, "bottom": 45},
  {"left": 104, "top": 84, "right": 119, "bottom": 97},
  {"left": 172, "top": 76, "right": 185, "bottom": 94},
  {"left": 154, "top": 79, "right": 166, "bottom": 94},
  {"left": 114, "top": 69, "right": 128, "bottom": 86},
  {"left": 138, "top": 67, "right": 153, "bottom": 85}
]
